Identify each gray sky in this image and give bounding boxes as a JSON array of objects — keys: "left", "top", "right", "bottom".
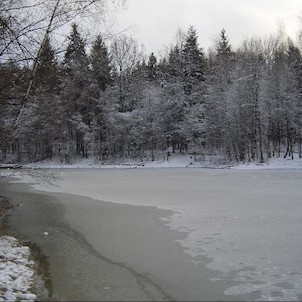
[{"left": 115, "top": 0, "right": 302, "bottom": 55}]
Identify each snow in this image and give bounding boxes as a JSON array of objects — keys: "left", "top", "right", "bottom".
[
  {"left": 6, "top": 153, "right": 301, "bottom": 170},
  {"left": 0, "top": 236, "right": 37, "bottom": 301},
  {"left": 234, "top": 157, "right": 302, "bottom": 170},
  {"left": 20, "top": 153, "right": 202, "bottom": 169}
]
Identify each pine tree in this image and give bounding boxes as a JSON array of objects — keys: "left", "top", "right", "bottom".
[
  {"left": 179, "top": 26, "right": 207, "bottom": 154},
  {"left": 90, "top": 34, "right": 112, "bottom": 91},
  {"left": 0, "top": 62, "right": 28, "bottom": 162},
  {"left": 32, "top": 35, "right": 60, "bottom": 160},
  {"left": 63, "top": 23, "right": 88, "bottom": 72},
  {"left": 217, "top": 28, "right": 232, "bottom": 58},
  {"left": 206, "top": 29, "right": 234, "bottom": 153},
  {"left": 168, "top": 45, "right": 183, "bottom": 78},
  {"left": 182, "top": 26, "right": 206, "bottom": 98},
  {"left": 35, "top": 35, "right": 58, "bottom": 92},
  {"left": 147, "top": 52, "right": 157, "bottom": 81},
  {"left": 1, "top": 36, "right": 60, "bottom": 162},
  {"left": 60, "top": 23, "right": 92, "bottom": 160}
]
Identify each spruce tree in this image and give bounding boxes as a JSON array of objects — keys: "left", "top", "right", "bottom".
[
  {"left": 168, "top": 45, "right": 183, "bottom": 78},
  {"left": 90, "top": 34, "right": 112, "bottom": 91},
  {"left": 206, "top": 29, "right": 234, "bottom": 152},
  {"left": 217, "top": 28, "right": 232, "bottom": 58},
  {"left": 35, "top": 35, "right": 58, "bottom": 90},
  {"left": 63, "top": 23, "right": 88, "bottom": 72},
  {"left": 147, "top": 52, "right": 157, "bottom": 81},
  {"left": 60, "top": 23, "right": 92, "bottom": 160},
  {"left": 33, "top": 35, "right": 59, "bottom": 160},
  {"left": 182, "top": 26, "right": 206, "bottom": 98},
  {"left": 179, "top": 26, "right": 207, "bottom": 154}
]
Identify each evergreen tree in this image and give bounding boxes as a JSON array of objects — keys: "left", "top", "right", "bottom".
[
  {"left": 206, "top": 29, "right": 234, "bottom": 153},
  {"left": 147, "top": 52, "right": 157, "bottom": 81},
  {"left": 180, "top": 26, "right": 207, "bottom": 153},
  {"left": 127, "top": 60, "right": 148, "bottom": 110},
  {"left": 32, "top": 35, "right": 60, "bottom": 160},
  {"left": 182, "top": 26, "right": 206, "bottom": 99},
  {"left": 168, "top": 45, "right": 183, "bottom": 79},
  {"left": 60, "top": 23, "right": 92, "bottom": 160},
  {"left": 35, "top": 35, "right": 58, "bottom": 92},
  {"left": 90, "top": 34, "right": 112, "bottom": 91},
  {"left": 0, "top": 62, "right": 29, "bottom": 162},
  {"left": 63, "top": 23, "right": 88, "bottom": 72},
  {"left": 217, "top": 28, "right": 232, "bottom": 58}
]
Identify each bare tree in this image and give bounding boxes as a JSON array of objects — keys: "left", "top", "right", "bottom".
[{"left": 111, "top": 35, "right": 144, "bottom": 111}]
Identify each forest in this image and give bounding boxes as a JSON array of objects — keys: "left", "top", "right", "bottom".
[{"left": 1, "top": 0, "right": 302, "bottom": 165}]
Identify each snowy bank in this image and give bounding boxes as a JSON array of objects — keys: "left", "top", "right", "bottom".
[
  {"left": 234, "top": 156, "right": 302, "bottom": 170},
  {"left": 0, "top": 236, "right": 37, "bottom": 301},
  {"left": 15, "top": 153, "right": 230, "bottom": 169},
  {"left": 13, "top": 153, "right": 302, "bottom": 170}
]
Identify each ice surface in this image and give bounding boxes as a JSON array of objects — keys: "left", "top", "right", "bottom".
[{"left": 12, "top": 163, "right": 302, "bottom": 301}]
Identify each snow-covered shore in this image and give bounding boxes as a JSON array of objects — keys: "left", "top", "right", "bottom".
[
  {"left": 0, "top": 196, "right": 37, "bottom": 301},
  {"left": 0, "top": 236, "right": 37, "bottom": 301},
  {"left": 16, "top": 153, "right": 302, "bottom": 170}
]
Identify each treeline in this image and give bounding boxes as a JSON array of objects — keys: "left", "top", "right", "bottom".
[{"left": 1, "top": 24, "right": 302, "bottom": 164}]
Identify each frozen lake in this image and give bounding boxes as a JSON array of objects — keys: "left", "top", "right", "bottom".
[{"left": 6, "top": 168, "right": 302, "bottom": 300}]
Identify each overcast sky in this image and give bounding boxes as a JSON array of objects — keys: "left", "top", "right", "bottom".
[{"left": 115, "top": 0, "right": 302, "bottom": 55}]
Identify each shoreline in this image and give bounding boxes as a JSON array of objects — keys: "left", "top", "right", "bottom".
[
  {"left": 0, "top": 177, "right": 246, "bottom": 301},
  {"left": 2, "top": 152, "right": 302, "bottom": 171},
  {"left": 0, "top": 194, "right": 46, "bottom": 301},
  {"left": 1, "top": 179, "right": 177, "bottom": 301}
]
